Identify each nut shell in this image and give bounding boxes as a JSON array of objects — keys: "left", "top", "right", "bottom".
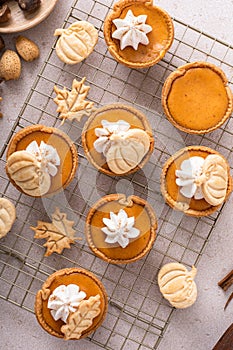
[
  {"left": 16, "top": 36, "right": 40, "bottom": 62},
  {"left": 0, "top": 50, "right": 21, "bottom": 81}
]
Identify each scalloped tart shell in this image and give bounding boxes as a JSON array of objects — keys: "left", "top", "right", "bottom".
[
  {"left": 161, "top": 146, "right": 232, "bottom": 217},
  {"left": 162, "top": 62, "right": 233, "bottom": 134},
  {"left": 104, "top": 0, "right": 174, "bottom": 68},
  {"left": 82, "top": 103, "right": 154, "bottom": 176},
  {"left": 85, "top": 194, "right": 157, "bottom": 264},
  {"left": 6, "top": 125, "right": 78, "bottom": 197},
  {"left": 34, "top": 268, "right": 108, "bottom": 339}
]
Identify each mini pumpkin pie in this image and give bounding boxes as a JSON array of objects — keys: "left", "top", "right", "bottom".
[
  {"left": 158, "top": 263, "right": 197, "bottom": 309},
  {"left": 162, "top": 62, "right": 233, "bottom": 134},
  {"left": 82, "top": 103, "right": 154, "bottom": 176},
  {"left": 161, "top": 145, "right": 232, "bottom": 217},
  {"left": 6, "top": 125, "right": 78, "bottom": 197},
  {"left": 104, "top": 0, "right": 174, "bottom": 69},
  {"left": 35, "top": 267, "right": 108, "bottom": 340},
  {"left": 85, "top": 194, "right": 157, "bottom": 264}
]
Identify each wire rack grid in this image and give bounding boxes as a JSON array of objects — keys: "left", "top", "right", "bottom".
[{"left": 0, "top": 0, "right": 232, "bottom": 349}]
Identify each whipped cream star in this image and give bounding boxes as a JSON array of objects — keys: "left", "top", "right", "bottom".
[
  {"left": 48, "top": 284, "right": 86, "bottom": 323},
  {"left": 112, "top": 9, "right": 152, "bottom": 50},
  {"left": 102, "top": 209, "right": 140, "bottom": 248},
  {"left": 94, "top": 120, "right": 130, "bottom": 156},
  {"left": 26, "top": 140, "right": 60, "bottom": 177},
  {"left": 175, "top": 156, "right": 205, "bottom": 199}
]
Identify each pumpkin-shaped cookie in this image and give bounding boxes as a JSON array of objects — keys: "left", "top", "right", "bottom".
[
  {"left": 158, "top": 263, "right": 197, "bottom": 309},
  {"left": 54, "top": 21, "right": 98, "bottom": 64},
  {"left": 201, "top": 154, "right": 228, "bottom": 206},
  {"left": 7, "top": 151, "right": 51, "bottom": 197},
  {"left": 0, "top": 198, "right": 16, "bottom": 238},
  {"left": 106, "top": 129, "right": 150, "bottom": 174}
]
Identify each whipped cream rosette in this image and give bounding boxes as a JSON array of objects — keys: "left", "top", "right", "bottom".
[
  {"left": 176, "top": 154, "right": 228, "bottom": 206},
  {"left": 102, "top": 209, "right": 140, "bottom": 248},
  {"left": 112, "top": 9, "right": 152, "bottom": 50}
]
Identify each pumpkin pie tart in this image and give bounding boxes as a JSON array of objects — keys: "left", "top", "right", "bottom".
[
  {"left": 35, "top": 268, "right": 108, "bottom": 340},
  {"left": 6, "top": 125, "right": 78, "bottom": 197},
  {"left": 161, "top": 145, "right": 232, "bottom": 217},
  {"left": 162, "top": 62, "right": 233, "bottom": 134},
  {"left": 104, "top": 0, "right": 174, "bottom": 69},
  {"left": 82, "top": 103, "right": 154, "bottom": 176},
  {"left": 85, "top": 194, "right": 157, "bottom": 264}
]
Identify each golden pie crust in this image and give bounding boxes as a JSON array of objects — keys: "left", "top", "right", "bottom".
[
  {"left": 104, "top": 0, "right": 174, "bottom": 69},
  {"left": 162, "top": 62, "right": 233, "bottom": 134},
  {"left": 34, "top": 268, "right": 108, "bottom": 339},
  {"left": 85, "top": 194, "right": 157, "bottom": 264},
  {"left": 161, "top": 146, "right": 232, "bottom": 217},
  {"left": 6, "top": 125, "right": 78, "bottom": 197},
  {"left": 82, "top": 103, "right": 154, "bottom": 176}
]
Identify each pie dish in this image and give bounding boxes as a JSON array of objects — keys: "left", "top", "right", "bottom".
[
  {"left": 161, "top": 145, "right": 232, "bottom": 216},
  {"left": 104, "top": 0, "right": 174, "bottom": 69},
  {"left": 162, "top": 61, "right": 233, "bottom": 134},
  {"left": 85, "top": 193, "right": 157, "bottom": 264},
  {"left": 6, "top": 124, "right": 78, "bottom": 197},
  {"left": 35, "top": 267, "right": 108, "bottom": 339},
  {"left": 82, "top": 103, "right": 154, "bottom": 176}
]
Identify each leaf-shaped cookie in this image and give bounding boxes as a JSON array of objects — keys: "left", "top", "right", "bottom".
[
  {"left": 31, "top": 207, "right": 81, "bottom": 256},
  {"left": 106, "top": 129, "right": 150, "bottom": 174},
  {"left": 201, "top": 154, "right": 228, "bottom": 206},
  {"left": 61, "top": 295, "right": 101, "bottom": 340},
  {"left": 0, "top": 198, "right": 16, "bottom": 238},
  {"left": 7, "top": 150, "right": 51, "bottom": 196},
  {"left": 54, "top": 78, "right": 96, "bottom": 125},
  {"left": 54, "top": 21, "right": 98, "bottom": 64}
]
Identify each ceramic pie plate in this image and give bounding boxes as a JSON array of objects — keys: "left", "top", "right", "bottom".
[{"left": 0, "top": 0, "right": 58, "bottom": 33}]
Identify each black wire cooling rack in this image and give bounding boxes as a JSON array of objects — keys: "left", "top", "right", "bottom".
[{"left": 0, "top": 1, "right": 232, "bottom": 349}]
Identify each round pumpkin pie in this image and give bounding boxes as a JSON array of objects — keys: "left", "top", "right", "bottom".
[
  {"left": 82, "top": 103, "right": 154, "bottom": 176},
  {"left": 85, "top": 194, "right": 157, "bottom": 264},
  {"left": 6, "top": 125, "right": 78, "bottom": 197},
  {"left": 161, "top": 145, "right": 232, "bottom": 217},
  {"left": 162, "top": 62, "right": 233, "bottom": 134},
  {"left": 35, "top": 267, "right": 108, "bottom": 340},
  {"left": 104, "top": 0, "right": 174, "bottom": 69}
]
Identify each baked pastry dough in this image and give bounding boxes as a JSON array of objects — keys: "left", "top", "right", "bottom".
[
  {"left": 0, "top": 198, "right": 16, "bottom": 239},
  {"left": 158, "top": 263, "right": 197, "bottom": 309},
  {"left": 54, "top": 21, "right": 98, "bottom": 64},
  {"left": 7, "top": 150, "right": 51, "bottom": 196},
  {"left": 105, "top": 128, "right": 150, "bottom": 174}
]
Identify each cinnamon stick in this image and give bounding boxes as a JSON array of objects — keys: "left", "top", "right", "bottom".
[
  {"left": 213, "top": 323, "right": 233, "bottom": 349},
  {"left": 218, "top": 269, "right": 233, "bottom": 291},
  {"left": 224, "top": 292, "right": 233, "bottom": 311}
]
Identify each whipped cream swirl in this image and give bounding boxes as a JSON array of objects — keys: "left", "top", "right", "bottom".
[
  {"left": 94, "top": 120, "right": 130, "bottom": 156},
  {"left": 102, "top": 209, "right": 140, "bottom": 248},
  {"left": 48, "top": 284, "right": 86, "bottom": 323},
  {"left": 26, "top": 140, "right": 60, "bottom": 177},
  {"left": 175, "top": 156, "right": 205, "bottom": 199},
  {"left": 112, "top": 10, "right": 152, "bottom": 50}
]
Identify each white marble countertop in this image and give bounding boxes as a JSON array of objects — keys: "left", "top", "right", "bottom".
[{"left": 0, "top": 1, "right": 233, "bottom": 349}]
